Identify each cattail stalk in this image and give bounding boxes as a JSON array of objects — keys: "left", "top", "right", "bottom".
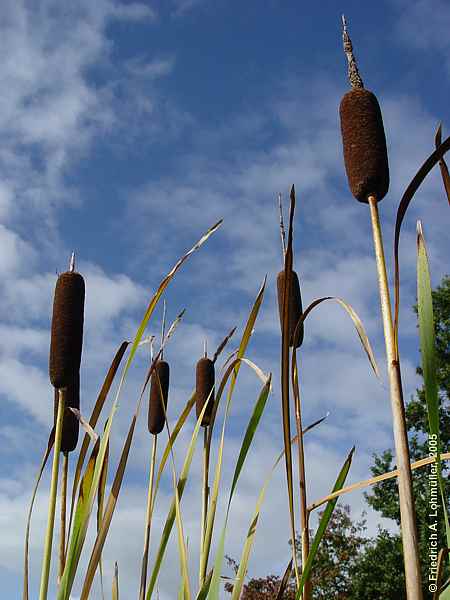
[
  {"left": 199, "top": 426, "right": 210, "bottom": 588},
  {"left": 368, "top": 195, "right": 423, "bottom": 599},
  {"left": 39, "top": 388, "right": 65, "bottom": 600},
  {"left": 58, "top": 452, "right": 68, "bottom": 583},
  {"left": 292, "top": 354, "right": 311, "bottom": 600},
  {"left": 139, "top": 434, "right": 158, "bottom": 600}
]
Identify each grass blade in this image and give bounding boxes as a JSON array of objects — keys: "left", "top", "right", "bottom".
[
  {"left": 112, "top": 562, "right": 119, "bottom": 600},
  {"left": 97, "top": 432, "right": 109, "bottom": 600},
  {"left": 145, "top": 394, "right": 212, "bottom": 599},
  {"left": 435, "top": 124, "right": 450, "bottom": 205},
  {"left": 201, "top": 278, "right": 267, "bottom": 583},
  {"left": 295, "top": 447, "right": 355, "bottom": 600},
  {"left": 67, "top": 341, "right": 129, "bottom": 549},
  {"left": 309, "top": 451, "right": 450, "bottom": 512},
  {"left": 393, "top": 131, "right": 450, "bottom": 356},
  {"left": 207, "top": 375, "right": 272, "bottom": 600},
  {"left": 417, "top": 222, "right": 450, "bottom": 548},
  {"left": 434, "top": 548, "right": 450, "bottom": 599},
  {"left": 23, "top": 429, "right": 54, "bottom": 600},
  {"left": 230, "top": 436, "right": 296, "bottom": 600},
  {"left": 61, "top": 223, "right": 221, "bottom": 600},
  {"left": 275, "top": 559, "right": 293, "bottom": 600},
  {"left": 293, "top": 296, "right": 379, "bottom": 378}
]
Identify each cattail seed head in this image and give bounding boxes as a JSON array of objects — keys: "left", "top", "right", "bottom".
[
  {"left": 53, "top": 371, "right": 80, "bottom": 453},
  {"left": 339, "top": 88, "right": 389, "bottom": 203},
  {"left": 148, "top": 360, "right": 170, "bottom": 435},
  {"left": 49, "top": 270, "right": 85, "bottom": 389},
  {"left": 196, "top": 357, "right": 215, "bottom": 427},
  {"left": 277, "top": 270, "right": 304, "bottom": 348}
]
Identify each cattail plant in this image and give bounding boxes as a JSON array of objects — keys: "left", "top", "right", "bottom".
[
  {"left": 140, "top": 306, "right": 170, "bottom": 600},
  {"left": 276, "top": 193, "right": 304, "bottom": 348},
  {"left": 40, "top": 252, "right": 85, "bottom": 600},
  {"left": 148, "top": 360, "right": 170, "bottom": 435},
  {"left": 196, "top": 342, "right": 215, "bottom": 587},
  {"left": 196, "top": 353, "right": 215, "bottom": 427},
  {"left": 277, "top": 190, "right": 309, "bottom": 598},
  {"left": 339, "top": 17, "right": 422, "bottom": 599}
]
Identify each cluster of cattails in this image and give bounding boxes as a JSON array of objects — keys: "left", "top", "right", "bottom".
[
  {"left": 49, "top": 258, "right": 85, "bottom": 453},
  {"left": 146, "top": 349, "right": 216, "bottom": 433}
]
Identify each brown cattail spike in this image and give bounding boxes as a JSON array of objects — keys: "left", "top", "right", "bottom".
[
  {"left": 277, "top": 270, "right": 304, "bottom": 348},
  {"left": 49, "top": 269, "right": 85, "bottom": 389},
  {"left": 196, "top": 357, "right": 215, "bottom": 427},
  {"left": 339, "top": 19, "right": 390, "bottom": 203},
  {"left": 148, "top": 360, "right": 170, "bottom": 435},
  {"left": 53, "top": 372, "right": 80, "bottom": 453}
]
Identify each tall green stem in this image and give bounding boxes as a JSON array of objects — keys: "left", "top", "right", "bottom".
[
  {"left": 199, "top": 426, "right": 210, "bottom": 588},
  {"left": 139, "top": 434, "right": 158, "bottom": 600},
  {"left": 39, "top": 387, "right": 65, "bottom": 600}
]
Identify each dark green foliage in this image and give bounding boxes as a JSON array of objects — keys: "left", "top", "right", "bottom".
[{"left": 348, "top": 530, "right": 406, "bottom": 599}]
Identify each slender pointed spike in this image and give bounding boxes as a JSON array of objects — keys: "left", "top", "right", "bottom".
[
  {"left": 69, "top": 252, "right": 75, "bottom": 272},
  {"left": 341, "top": 15, "right": 364, "bottom": 89}
]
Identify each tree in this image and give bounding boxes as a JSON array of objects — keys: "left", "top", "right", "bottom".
[{"left": 225, "top": 505, "right": 368, "bottom": 599}]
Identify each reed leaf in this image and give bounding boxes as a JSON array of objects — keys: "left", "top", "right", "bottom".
[
  {"left": 292, "top": 296, "right": 379, "bottom": 378},
  {"left": 112, "top": 562, "right": 119, "bottom": 600},
  {"left": 434, "top": 549, "right": 450, "bottom": 599},
  {"left": 417, "top": 222, "right": 450, "bottom": 549},
  {"left": 275, "top": 559, "right": 294, "bottom": 600},
  {"left": 151, "top": 329, "right": 235, "bottom": 515},
  {"left": 230, "top": 436, "right": 294, "bottom": 600},
  {"left": 59, "top": 437, "right": 100, "bottom": 599},
  {"left": 295, "top": 447, "right": 355, "bottom": 600},
  {"left": 61, "top": 223, "right": 221, "bottom": 600},
  {"left": 196, "top": 569, "right": 213, "bottom": 600},
  {"left": 309, "top": 451, "right": 450, "bottom": 512},
  {"left": 393, "top": 132, "right": 450, "bottom": 356},
  {"left": 212, "top": 327, "right": 237, "bottom": 364},
  {"left": 23, "top": 429, "right": 55, "bottom": 600},
  {"left": 440, "top": 582, "right": 450, "bottom": 600},
  {"left": 435, "top": 124, "right": 450, "bottom": 205},
  {"left": 67, "top": 341, "right": 129, "bottom": 548},
  {"left": 201, "top": 278, "right": 267, "bottom": 583},
  {"left": 145, "top": 392, "right": 212, "bottom": 599},
  {"left": 207, "top": 374, "right": 272, "bottom": 600},
  {"left": 97, "top": 432, "right": 109, "bottom": 600}
]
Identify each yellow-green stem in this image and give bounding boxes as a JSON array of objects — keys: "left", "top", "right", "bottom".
[
  {"left": 139, "top": 434, "right": 158, "bottom": 600},
  {"left": 292, "top": 354, "right": 311, "bottom": 600},
  {"left": 39, "top": 387, "right": 65, "bottom": 600},
  {"left": 58, "top": 452, "right": 68, "bottom": 584},
  {"left": 199, "top": 426, "right": 210, "bottom": 588},
  {"left": 368, "top": 195, "right": 423, "bottom": 600}
]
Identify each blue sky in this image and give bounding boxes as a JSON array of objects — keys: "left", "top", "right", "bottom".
[{"left": 0, "top": 1, "right": 449, "bottom": 598}]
